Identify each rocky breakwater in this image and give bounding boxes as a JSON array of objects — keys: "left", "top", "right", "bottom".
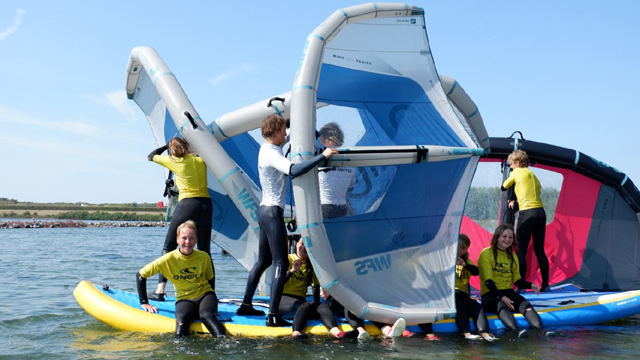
[{"left": 1, "top": 220, "right": 169, "bottom": 229}]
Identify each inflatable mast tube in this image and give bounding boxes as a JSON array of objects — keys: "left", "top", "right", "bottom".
[
  {"left": 440, "top": 75, "right": 489, "bottom": 150},
  {"left": 207, "top": 91, "right": 332, "bottom": 143},
  {"left": 209, "top": 92, "right": 290, "bottom": 142},
  {"left": 126, "top": 46, "right": 261, "bottom": 235},
  {"left": 326, "top": 145, "right": 484, "bottom": 168}
]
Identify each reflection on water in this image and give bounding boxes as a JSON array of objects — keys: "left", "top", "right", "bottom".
[
  {"left": 2, "top": 227, "right": 640, "bottom": 359},
  {"left": 71, "top": 328, "right": 160, "bottom": 357}
]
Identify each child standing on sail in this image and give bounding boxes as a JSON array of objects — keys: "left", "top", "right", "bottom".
[
  {"left": 502, "top": 149, "right": 550, "bottom": 291},
  {"left": 478, "top": 224, "right": 551, "bottom": 337}
]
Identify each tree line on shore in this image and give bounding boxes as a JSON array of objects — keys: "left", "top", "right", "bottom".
[
  {"left": 0, "top": 199, "right": 165, "bottom": 221},
  {"left": 463, "top": 186, "right": 560, "bottom": 223},
  {"left": 1, "top": 186, "right": 560, "bottom": 224}
]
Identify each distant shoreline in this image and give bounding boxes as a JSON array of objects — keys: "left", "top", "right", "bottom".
[{"left": 0, "top": 219, "right": 169, "bottom": 229}]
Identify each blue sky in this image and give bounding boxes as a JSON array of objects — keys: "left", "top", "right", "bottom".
[{"left": 1, "top": 1, "right": 638, "bottom": 204}]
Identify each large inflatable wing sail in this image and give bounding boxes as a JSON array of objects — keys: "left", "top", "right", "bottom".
[
  {"left": 288, "top": 4, "right": 487, "bottom": 324},
  {"left": 463, "top": 136, "right": 640, "bottom": 291},
  {"left": 125, "top": 48, "right": 262, "bottom": 271},
  {"left": 124, "top": 3, "right": 490, "bottom": 323}
]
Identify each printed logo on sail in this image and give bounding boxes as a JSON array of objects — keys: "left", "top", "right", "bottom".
[
  {"left": 233, "top": 182, "right": 259, "bottom": 222},
  {"left": 354, "top": 254, "right": 391, "bottom": 275},
  {"left": 396, "top": 19, "right": 417, "bottom": 24}
]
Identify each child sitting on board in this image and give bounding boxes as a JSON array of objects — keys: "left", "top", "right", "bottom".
[
  {"left": 478, "top": 224, "right": 554, "bottom": 337},
  {"left": 454, "top": 233, "right": 497, "bottom": 341},
  {"left": 136, "top": 220, "right": 226, "bottom": 337}
]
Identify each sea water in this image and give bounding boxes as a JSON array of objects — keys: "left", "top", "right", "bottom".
[{"left": 2, "top": 226, "right": 640, "bottom": 359}]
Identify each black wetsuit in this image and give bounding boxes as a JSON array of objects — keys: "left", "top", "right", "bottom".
[
  {"left": 516, "top": 207, "right": 549, "bottom": 288},
  {"left": 454, "top": 261, "right": 489, "bottom": 334},
  {"left": 240, "top": 150, "right": 329, "bottom": 321}
]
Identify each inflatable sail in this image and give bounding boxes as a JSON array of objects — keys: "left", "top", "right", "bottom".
[
  {"left": 462, "top": 135, "right": 640, "bottom": 291},
  {"left": 126, "top": 3, "right": 489, "bottom": 324},
  {"left": 283, "top": 3, "right": 487, "bottom": 325},
  {"left": 125, "top": 48, "right": 264, "bottom": 271}
]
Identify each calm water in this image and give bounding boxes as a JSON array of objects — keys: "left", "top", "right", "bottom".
[{"left": 2, "top": 226, "right": 640, "bottom": 359}]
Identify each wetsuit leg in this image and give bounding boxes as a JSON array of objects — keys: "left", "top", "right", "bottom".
[
  {"left": 199, "top": 292, "right": 226, "bottom": 337},
  {"left": 344, "top": 310, "right": 365, "bottom": 329},
  {"left": 165, "top": 198, "right": 213, "bottom": 254},
  {"left": 531, "top": 208, "right": 550, "bottom": 287},
  {"left": 277, "top": 295, "right": 305, "bottom": 319},
  {"left": 482, "top": 294, "right": 518, "bottom": 331},
  {"left": 292, "top": 302, "right": 315, "bottom": 333},
  {"left": 317, "top": 302, "right": 339, "bottom": 330},
  {"left": 191, "top": 197, "right": 215, "bottom": 287},
  {"left": 516, "top": 209, "right": 536, "bottom": 281},
  {"left": 160, "top": 198, "right": 214, "bottom": 285},
  {"left": 454, "top": 291, "right": 472, "bottom": 334},
  {"left": 157, "top": 200, "right": 185, "bottom": 284},
  {"left": 193, "top": 197, "right": 213, "bottom": 256},
  {"left": 495, "top": 302, "right": 519, "bottom": 331},
  {"left": 163, "top": 199, "right": 197, "bottom": 251},
  {"left": 469, "top": 299, "right": 490, "bottom": 334},
  {"left": 326, "top": 297, "right": 362, "bottom": 328},
  {"left": 175, "top": 299, "right": 198, "bottom": 336},
  {"left": 518, "top": 300, "right": 543, "bottom": 330},
  {"left": 326, "top": 296, "right": 342, "bottom": 315},
  {"left": 260, "top": 206, "right": 289, "bottom": 314},
  {"left": 418, "top": 323, "right": 433, "bottom": 334},
  {"left": 325, "top": 297, "right": 364, "bottom": 329},
  {"left": 241, "top": 215, "right": 273, "bottom": 305}
]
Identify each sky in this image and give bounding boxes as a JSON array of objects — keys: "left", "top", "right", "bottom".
[{"left": 1, "top": 1, "right": 638, "bottom": 204}]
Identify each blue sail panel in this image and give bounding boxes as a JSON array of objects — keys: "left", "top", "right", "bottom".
[
  {"left": 318, "top": 64, "right": 465, "bottom": 147},
  {"left": 327, "top": 158, "right": 470, "bottom": 263}
]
